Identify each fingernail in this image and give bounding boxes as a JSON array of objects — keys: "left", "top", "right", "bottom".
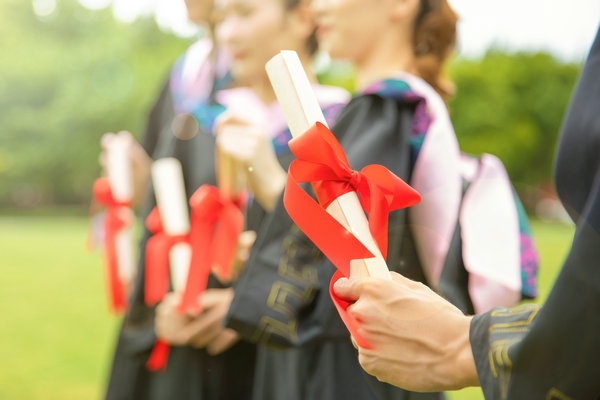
[{"left": 333, "top": 278, "right": 348, "bottom": 290}]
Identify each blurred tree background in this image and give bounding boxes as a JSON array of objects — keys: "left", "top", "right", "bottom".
[
  {"left": 0, "top": 0, "right": 582, "bottom": 212},
  {"left": 0, "top": 0, "right": 190, "bottom": 210},
  {"left": 0, "top": 1, "right": 585, "bottom": 399},
  {"left": 448, "top": 52, "right": 581, "bottom": 206}
]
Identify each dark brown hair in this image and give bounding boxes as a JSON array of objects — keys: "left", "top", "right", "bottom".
[{"left": 413, "top": 0, "right": 458, "bottom": 98}]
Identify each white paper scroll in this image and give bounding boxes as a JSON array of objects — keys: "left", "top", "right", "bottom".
[
  {"left": 216, "top": 144, "right": 245, "bottom": 200},
  {"left": 105, "top": 134, "right": 135, "bottom": 285},
  {"left": 266, "top": 50, "right": 390, "bottom": 279},
  {"left": 151, "top": 158, "right": 191, "bottom": 292}
]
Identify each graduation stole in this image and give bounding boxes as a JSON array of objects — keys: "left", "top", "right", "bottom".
[{"left": 266, "top": 51, "right": 420, "bottom": 348}]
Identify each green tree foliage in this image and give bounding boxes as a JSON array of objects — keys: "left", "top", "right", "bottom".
[
  {"left": 448, "top": 51, "right": 581, "bottom": 197},
  {"left": 0, "top": 0, "right": 192, "bottom": 207},
  {"left": 0, "top": 0, "right": 583, "bottom": 210}
]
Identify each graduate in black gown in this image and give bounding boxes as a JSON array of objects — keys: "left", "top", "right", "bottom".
[
  {"left": 103, "top": 1, "right": 258, "bottom": 398},
  {"left": 225, "top": 0, "right": 532, "bottom": 399},
  {"left": 332, "top": 25, "right": 600, "bottom": 400},
  {"left": 104, "top": 0, "right": 349, "bottom": 398}
]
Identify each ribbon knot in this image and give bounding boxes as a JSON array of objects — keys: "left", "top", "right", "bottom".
[
  {"left": 176, "top": 185, "right": 245, "bottom": 315},
  {"left": 94, "top": 177, "right": 130, "bottom": 208},
  {"left": 283, "top": 122, "right": 421, "bottom": 348},
  {"left": 93, "top": 177, "right": 132, "bottom": 314},
  {"left": 145, "top": 185, "right": 245, "bottom": 372},
  {"left": 144, "top": 185, "right": 245, "bottom": 312},
  {"left": 288, "top": 122, "right": 421, "bottom": 262},
  {"left": 349, "top": 170, "right": 362, "bottom": 190}
]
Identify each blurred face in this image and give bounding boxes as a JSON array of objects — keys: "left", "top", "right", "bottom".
[
  {"left": 312, "top": 0, "right": 405, "bottom": 62},
  {"left": 215, "top": 0, "right": 309, "bottom": 84},
  {"left": 184, "top": 0, "right": 214, "bottom": 24}
]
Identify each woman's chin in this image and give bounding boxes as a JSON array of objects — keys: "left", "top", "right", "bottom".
[
  {"left": 326, "top": 48, "right": 352, "bottom": 62},
  {"left": 185, "top": 9, "right": 209, "bottom": 24}
]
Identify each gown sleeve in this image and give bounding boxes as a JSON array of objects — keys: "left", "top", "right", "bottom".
[
  {"left": 226, "top": 94, "right": 422, "bottom": 348},
  {"left": 140, "top": 77, "right": 172, "bottom": 158},
  {"left": 470, "top": 28, "right": 600, "bottom": 399}
]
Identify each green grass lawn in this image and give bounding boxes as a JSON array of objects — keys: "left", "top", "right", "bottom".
[
  {"left": 0, "top": 216, "right": 120, "bottom": 400},
  {"left": 0, "top": 216, "right": 575, "bottom": 399}
]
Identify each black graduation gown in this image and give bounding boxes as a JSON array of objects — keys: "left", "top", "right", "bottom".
[
  {"left": 104, "top": 79, "right": 256, "bottom": 400},
  {"left": 226, "top": 93, "right": 445, "bottom": 400},
  {"left": 469, "top": 27, "right": 600, "bottom": 399}
]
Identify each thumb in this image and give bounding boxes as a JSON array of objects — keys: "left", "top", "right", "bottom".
[{"left": 332, "top": 276, "right": 365, "bottom": 301}]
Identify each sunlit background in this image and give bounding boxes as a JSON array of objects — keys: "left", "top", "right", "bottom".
[{"left": 0, "top": 0, "right": 598, "bottom": 398}]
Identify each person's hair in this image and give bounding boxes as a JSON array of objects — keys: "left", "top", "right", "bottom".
[
  {"left": 284, "top": 0, "right": 318, "bottom": 55},
  {"left": 413, "top": 0, "right": 458, "bottom": 99}
]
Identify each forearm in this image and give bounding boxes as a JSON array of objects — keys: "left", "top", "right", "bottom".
[{"left": 249, "top": 162, "right": 286, "bottom": 212}]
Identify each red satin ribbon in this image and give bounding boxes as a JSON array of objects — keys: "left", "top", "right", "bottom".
[
  {"left": 284, "top": 122, "right": 421, "bottom": 348},
  {"left": 93, "top": 177, "right": 132, "bottom": 314},
  {"left": 146, "top": 338, "right": 171, "bottom": 372},
  {"left": 144, "top": 207, "right": 188, "bottom": 306},
  {"left": 177, "top": 184, "right": 245, "bottom": 315},
  {"left": 144, "top": 185, "right": 245, "bottom": 371}
]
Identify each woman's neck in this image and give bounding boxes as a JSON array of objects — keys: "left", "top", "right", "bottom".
[
  {"left": 354, "top": 32, "right": 417, "bottom": 91},
  {"left": 250, "top": 76, "right": 278, "bottom": 105}
]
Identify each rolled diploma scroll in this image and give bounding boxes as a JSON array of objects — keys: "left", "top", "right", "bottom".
[
  {"left": 215, "top": 106, "right": 263, "bottom": 199},
  {"left": 151, "top": 158, "right": 192, "bottom": 293},
  {"left": 266, "top": 50, "right": 390, "bottom": 279},
  {"left": 216, "top": 143, "right": 245, "bottom": 200},
  {"left": 106, "top": 135, "right": 135, "bottom": 286}
]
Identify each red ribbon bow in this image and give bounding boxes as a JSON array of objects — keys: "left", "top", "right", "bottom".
[
  {"left": 144, "top": 186, "right": 246, "bottom": 311},
  {"left": 284, "top": 122, "right": 421, "bottom": 348},
  {"left": 144, "top": 185, "right": 245, "bottom": 371},
  {"left": 93, "top": 177, "right": 132, "bottom": 314},
  {"left": 177, "top": 184, "right": 245, "bottom": 315},
  {"left": 144, "top": 207, "right": 188, "bottom": 372}
]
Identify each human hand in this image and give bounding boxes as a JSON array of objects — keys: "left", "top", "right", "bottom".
[
  {"left": 99, "top": 131, "right": 151, "bottom": 209},
  {"left": 154, "top": 289, "right": 240, "bottom": 354},
  {"left": 185, "top": 288, "right": 239, "bottom": 354},
  {"left": 215, "top": 112, "right": 286, "bottom": 212},
  {"left": 154, "top": 292, "right": 194, "bottom": 346},
  {"left": 333, "top": 272, "right": 479, "bottom": 392}
]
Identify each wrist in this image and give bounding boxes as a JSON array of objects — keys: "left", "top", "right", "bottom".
[
  {"left": 251, "top": 163, "right": 286, "bottom": 211},
  {"left": 451, "top": 315, "right": 479, "bottom": 389}
]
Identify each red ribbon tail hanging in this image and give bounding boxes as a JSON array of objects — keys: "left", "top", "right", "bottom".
[
  {"left": 329, "top": 270, "right": 371, "bottom": 349},
  {"left": 284, "top": 160, "right": 374, "bottom": 278},
  {"left": 94, "top": 177, "right": 130, "bottom": 314},
  {"left": 360, "top": 164, "right": 421, "bottom": 257},
  {"left": 284, "top": 122, "right": 423, "bottom": 348},
  {"left": 354, "top": 177, "right": 390, "bottom": 259},
  {"left": 177, "top": 222, "right": 211, "bottom": 315},
  {"left": 211, "top": 203, "right": 244, "bottom": 281},
  {"left": 103, "top": 210, "right": 129, "bottom": 314},
  {"left": 177, "top": 185, "right": 245, "bottom": 314},
  {"left": 102, "top": 238, "right": 127, "bottom": 314},
  {"left": 144, "top": 207, "right": 171, "bottom": 306},
  {"left": 146, "top": 339, "right": 171, "bottom": 371},
  {"left": 144, "top": 233, "right": 172, "bottom": 306},
  {"left": 177, "top": 186, "right": 219, "bottom": 315}
]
